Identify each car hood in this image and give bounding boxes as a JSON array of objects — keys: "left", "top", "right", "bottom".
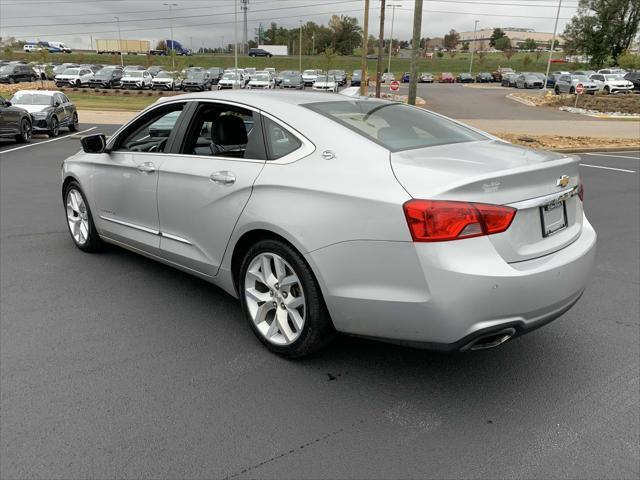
[
  {"left": 314, "top": 81, "right": 336, "bottom": 86},
  {"left": 56, "top": 74, "right": 78, "bottom": 79},
  {"left": 152, "top": 78, "right": 173, "bottom": 82},
  {"left": 249, "top": 80, "right": 269, "bottom": 85},
  {"left": 16, "top": 104, "right": 50, "bottom": 113}
]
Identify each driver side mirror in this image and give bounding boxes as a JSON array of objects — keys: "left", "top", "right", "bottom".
[
  {"left": 54, "top": 100, "right": 61, "bottom": 107},
  {"left": 81, "top": 133, "right": 106, "bottom": 154},
  {"left": 3, "top": 101, "right": 11, "bottom": 107}
]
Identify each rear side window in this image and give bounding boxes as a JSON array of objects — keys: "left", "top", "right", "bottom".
[
  {"left": 263, "top": 117, "right": 302, "bottom": 160},
  {"left": 304, "top": 100, "right": 486, "bottom": 152}
]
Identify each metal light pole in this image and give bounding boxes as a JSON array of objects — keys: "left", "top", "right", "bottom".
[
  {"left": 387, "top": 3, "right": 401, "bottom": 74},
  {"left": 114, "top": 16, "right": 123, "bottom": 67},
  {"left": 299, "top": 21, "right": 303, "bottom": 72},
  {"left": 163, "top": 3, "right": 178, "bottom": 71},
  {"left": 468, "top": 20, "right": 479, "bottom": 75},
  {"left": 543, "top": 0, "right": 562, "bottom": 91},
  {"left": 376, "top": 0, "right": 386, "bottom": 98}
]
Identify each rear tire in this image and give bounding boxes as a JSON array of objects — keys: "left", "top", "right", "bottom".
[
  {"left": 239, "top": 239, "right": 335, "bottom": 358},
  {"left": 63, "top": 181, "right": 104, "bottom": 252},
  {"left": 15, "top": 118, "right": 32, "bottom": 143}
]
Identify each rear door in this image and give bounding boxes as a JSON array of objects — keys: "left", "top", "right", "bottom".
[{"left": 157, "top": 101, "right": 267, "bottom": 276}]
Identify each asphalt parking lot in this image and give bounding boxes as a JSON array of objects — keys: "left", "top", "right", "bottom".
[{"left": 1, "top": 128, "right": 638, "bottom": 479}]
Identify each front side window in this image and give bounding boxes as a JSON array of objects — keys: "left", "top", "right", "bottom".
[
  {"left": 116, "top": 104, "right": 184, "bottom": 153},
  {"left": 304, "top": 100, "right": 487, "bottom": 152},
  {"left": 180, "top": 103, "right": 266, "bottom": 160}
]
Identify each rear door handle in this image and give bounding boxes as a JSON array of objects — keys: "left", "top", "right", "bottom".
[
  {"left": 209, "top": 171, "right": 236, "bottom": 185},
  {"left": 137, "top": 162, "right": 156, "bottom": 174}
]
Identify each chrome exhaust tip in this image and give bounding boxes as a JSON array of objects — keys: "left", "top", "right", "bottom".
[{"left": 462, "top": 327, "right": 516, "bottom": 351}]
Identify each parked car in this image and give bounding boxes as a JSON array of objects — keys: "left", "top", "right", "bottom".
[
  {"left": 456, "top": 73, "right": 474, "bottom": 83},
  {"left": 492, "top": 67, "right": 514, "bottom": 82},
  {"left": 351, "top": 69, "right": 363, "bottom": 86},
  {"left": 0, "top": 95, "right": 32, "bottom": 143},
  {"left": 64, "top": 91, "right": 596, "bottom": 357},
  {"left": 401, "top": 72, "right": 411, "bottom": 83},
  {"left": 147, "top": 65, "right": 164, "bottom": 77},
  {"left": 88, "top": 67, "right": 123, "bottom": 89},
  {"left": 23, "top": 44, "right": 43, "bottom": 53},
  {"left": 10, "top": 90, "right": 78, "bottom": 137},
  {"left": 597, "top": 68, "right": 626, "bottom": 75},
  {"left": 279, "top": 72, "right": 304, "bottom": 89},
  {"left": 515, "top": 73, "right": 543, "bottom": 89},
  {"left": 82, "top": 64, "right": 104, "bottom": 74},
  {"left": 623, "top": 72, "right": 640, "bottom": 92},
  {"left": 247, "top": 73, "right": 275, "bottom": 89},
  {"left": 0, "top": 64, "right": 37, "bottom": 84},
  {"left": 501, "top": 73, "right": 518, "bottom": 87},
  {"left": 312, "top": 74, "right": 338, "bottom": 93},
  {"left": 182, "top": 71, "right": 213, "bottom": 91},
  {"left": 218, "top": 72, "right": 243, "bottom": 89},
  {"left": 206, "top": 67, "right": 224, "bottom": 85},
  {"left": 120, "top": 70, "right": 152, "bottom": 89},
  {"left": 302, "top": 69, "right": 320, "bottom": 86},
  {"left": 439, "top": 72, "right": 455, "bottom": 83},
  {"left": 52, "top": 63, "right": 79, "bottom": 77},
  {"left": 571, "top": 70, "right": 595, "bottom": 77},
  {"left": 545, "top": 73, "right": 562, "bottom": 88},
  {"left": 151, "top": 71, "right": 181, "bottom": 91},
  {"left": 54, "top": 67, "right": 94, "bottom": 87},
  {"left": 589, "top": 73, "right": 634, "bottom": 94},
  {"left": 248, "top": 48, "right": 273, "bottom": 57},
  {"left": 328, "top": 70, "right": 347, "bottom": 86},
  {"left": 123, "top": 65, "right": 145, "bottom": 73},
  {"left": 380, "top": 72, "right": 395, "bottom": 83},
  {"left": 476, "top": 72, "right": 493, "bottom": 83},
  {"left": 554, "top": 74, "right": 598, "bottom": 95},
  {"left": 31, "top": 63, "right": 55, "bottom": 80},
  {"left": 276, "top": 70, "right": 297, "bottom": 86},
  {"left": 419, "top": 72, "right": 434, "bottom": 83}
]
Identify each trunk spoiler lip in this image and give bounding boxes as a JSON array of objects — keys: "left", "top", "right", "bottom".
[{"left": 507, "top": 184, "right": 580, "bottom": 210}]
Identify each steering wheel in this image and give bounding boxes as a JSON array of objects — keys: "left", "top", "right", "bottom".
[{"left": 148, "top": 138, "right": 168, "bottom": 153}]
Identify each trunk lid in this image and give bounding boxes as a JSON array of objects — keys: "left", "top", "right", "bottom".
[{"left": 391, "top": 140, "right": 583, "bottom": 262}]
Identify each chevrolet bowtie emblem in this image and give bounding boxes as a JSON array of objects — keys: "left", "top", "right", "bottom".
[{"left": 556, "top": 175, "right": 570, "bottom": 188}]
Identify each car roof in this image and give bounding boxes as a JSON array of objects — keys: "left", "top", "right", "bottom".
[{"left": 13, "top": 90, "right": 59, "bottom": 96}]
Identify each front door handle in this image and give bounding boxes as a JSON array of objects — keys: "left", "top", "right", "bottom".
[
  {"left": 137, "top": 162, "right": 156, "bottom": 174},
  {"left": 209, "top": 171, "right": 236, "bottom": 185}
]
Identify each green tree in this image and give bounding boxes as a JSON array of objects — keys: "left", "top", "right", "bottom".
[
  {"left": 443, "top": 29, "right": 460, "bottom": 52},
  {"left": 490, "top": 28, "right": 506, "bottom": 47},
  {"left": 617, "top": 51, "right": 640, "bottom": 70},
  {"left": 522, "top": 55, "right": 532, "bottom": 69},
  {"left": 494, "top": 36, "right": 512, "bottom": 51},
  {"left": 328, "top": 15, "right": 362, "bottom": 55},
  {"left": 323, "top": 47, "right": 338, "bottom": 71},
  {"left": 522, "top": 38, "right": 538, "bottom": 51},
  {"left": 562, "top": 0, "right": 640, "bottom": 66},
  {"left": 462, "top": 41, "right": 470, "bottom": 52}
]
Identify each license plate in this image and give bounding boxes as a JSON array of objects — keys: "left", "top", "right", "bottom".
[{"left": 540, "top": 200, "right": 568, "bottom": 237}]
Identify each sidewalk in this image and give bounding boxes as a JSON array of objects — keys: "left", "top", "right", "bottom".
[{"left": 463, "top": 119, "right": 640, "bottom": 139}]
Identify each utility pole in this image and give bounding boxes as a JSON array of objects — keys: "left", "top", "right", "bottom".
[
  {"left": 312, "top": 34, "right": 315, "bottom": 55},
  {"left": 376, "top": 0, "right": 386, "bottom": 98},
  {"left": 408, "top": 0, "right": 423, "bottom": 105},
  {"left": 234, "top": 0, "right": 238, "bottom": 77},
  {"left": 468, "top": 20, "right": 479, "bottom": 75},
  {"left": 543, "top": 0, "right": 562, "bottom": 91},
  {"left": 387, "top": 3, "right": 401, "bottom": 74},
  {"left": 163, "top": 3, "right": 178, "bottom": 71},
  {"left": 299, "top": 21, "right": 303, "bottom": 72},
  {"left": 241, "top": 0, "right": 248, "bottom": 54},
  {"left": 359, "top": 0, "right": 370, "bottom": 96},
  {"left": 114, "top": 16, "right": 123, "bottom": 67}
]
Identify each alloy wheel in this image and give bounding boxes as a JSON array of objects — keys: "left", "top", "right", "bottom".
[
  {"left": 66, "top": 189, "right": 89, "bottom": 246},
  {"left": 244, "top": 252, "right": 306, "bottom": 345},
  {"left": 21, "top": 120, "right": 32, "bottom": 142},
  {"left": 50, "top": 117, "right": 59, "bottom": 136}
]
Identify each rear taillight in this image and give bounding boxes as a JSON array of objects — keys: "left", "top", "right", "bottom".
[{"left": 403, "top": 200, "right": 516, "bottom": 242}]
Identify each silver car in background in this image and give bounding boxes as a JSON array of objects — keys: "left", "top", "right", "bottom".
[
  {"left": 554, "top": 74, "right": 599, "bottom": 95},
  {"left": 62, "top": 91, "right": 596, "bottom": 357}
]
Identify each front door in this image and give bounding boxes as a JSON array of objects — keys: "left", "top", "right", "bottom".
[
  {"left": 157, "top": 102, "right": 267, "bottom": 276},
  {"left": 92, "top": 103, "right": 187, "bottom": 253}
]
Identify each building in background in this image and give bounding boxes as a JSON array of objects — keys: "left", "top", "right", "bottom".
[{"left": 458, "top": 28, "right": 563, "bottom": 50}]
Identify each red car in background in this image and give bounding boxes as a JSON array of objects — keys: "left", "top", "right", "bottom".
[{"left": 439, "top": 72, "right": 455, "bottom": 83}]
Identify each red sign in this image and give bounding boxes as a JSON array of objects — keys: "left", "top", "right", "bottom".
[
  {"left": 575, "top": 83, "right": 585, "bottom": 95},
  {"left": 390, "top": 80, "right": 400, "bottom": 92}
]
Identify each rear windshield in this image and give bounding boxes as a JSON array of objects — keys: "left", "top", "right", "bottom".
[{"left": 304, "top": 100, "right": 487, "bottom": 152}]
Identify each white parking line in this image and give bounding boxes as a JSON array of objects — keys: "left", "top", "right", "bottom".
[
  {"left": 0, "top": 127, "right": 96, "bottom": 155},
  {"left": 584, "top": 153, "right": 640, "bottom": 160},
  {"left": 580, "top": 163, "right": 637, "bottom": 173}
]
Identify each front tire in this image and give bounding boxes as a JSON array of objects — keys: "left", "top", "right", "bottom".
[
  {"left": 239, "top": 239, "right": 335, "bottom": 358},
  {"left": 15, "top": 118, "right": 32, "bottom": 143},
  {"left": 48, "top": 116, "right": 59, "bottom": 137},
  {"left": 68, "top": 112, "right": 79, "bottom": 132},
  {"left": 64, "top": 182, "right": 103, "bottom": 252}
]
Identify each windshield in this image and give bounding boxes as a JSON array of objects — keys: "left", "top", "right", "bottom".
[
  {"left": 304, "top": 100, "right": 487, "bottom": 152},
  {"left": 605, "top": 74, "right": 622, "bottom": 81},
  {"left": 0, "top": 66, "right": 12, "bottom": 73},
  {"left": 187, "top": 72, "right": 206, "bottom": 80},
  {"left": 95, "top": 69, "right": 116, "bottom": 78},
  {"left": 283, "top": 74, "right": 299, "bottom": 80},
  {"left": 156, "top": 71, "right": 172, "bottom": 78},
  {"left": 127, "top": 72, "right": 144, "bottom": 78},
  {"left": 62, "top": 68, "right": 79, "bottom": 75},
  {"left": 11, "top": 92, "right": 52, "bottom": 105},
  {"left": 222, "top": 73, "right": 238, "bottom": 80},
  {"left": 253, "top": 74, "right": 270, "bottom": 82},
  {"left": 303, "top": 70, "right": 316, "bottom": 75},
  {"left": 573, "top": 75, "right": 589, "bottom": 81},
  {"left": 317, "top": 75, "right": 335, "bottom": 82}
]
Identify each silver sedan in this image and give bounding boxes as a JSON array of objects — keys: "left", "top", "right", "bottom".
[{"left": 62, "top": 91, "right": 596, "bottom": 357}]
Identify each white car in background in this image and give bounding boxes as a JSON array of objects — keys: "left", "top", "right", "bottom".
[
  {"left": 247, "top": 73, "right": 275, "bottom": 89},
  {"left": 218, "top": 72, "right": 244, "bottom": 89},
  {"left": 588, "top": 73, "right": 634, "bottom": 94},
  {"left": 381, "top": 72, "right": 395, "bottom": 83},
  {"left": 302, "top": 69, "right": 321, "bottom": 86},
  {"left": 151, "top": 71, "right": 180, "bottom": 91},
  {"left": 54, "top": 67, "right": 94, "bottom": 87},
  {"left": 312, "top": 74, "right": 338, "bottom": 93},
  {"left": 119, "top": 70, "right": 153, "bottom": 89}
]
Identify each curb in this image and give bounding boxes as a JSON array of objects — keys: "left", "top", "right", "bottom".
[
  {"left": 506, "top": 93, "right": 537, "bottom": 107},
  {"left": 550, "top": 146, "right": 640, "bottom": 153}
]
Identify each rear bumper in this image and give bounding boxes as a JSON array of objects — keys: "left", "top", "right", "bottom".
[{"left": 306, "top": 215, "right": 596, "bottom": 350}]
